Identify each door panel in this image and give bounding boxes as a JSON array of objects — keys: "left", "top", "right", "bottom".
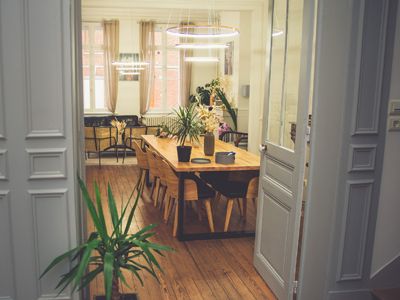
[{"left": 254, "top": 0, "right": 315, "bottom": 298}]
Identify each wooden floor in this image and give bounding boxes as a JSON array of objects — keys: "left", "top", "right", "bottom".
[{"left": 86, "top": 164, "right": 276, "bottom": 300}]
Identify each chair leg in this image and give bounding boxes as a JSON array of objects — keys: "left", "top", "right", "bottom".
[
  {"left": 159, "top": 185, "right": 167, "bottom": 211},
  {"left": 153, "top": 179, "right": 161, "bottom": 207},
  {"left": 98, "top": 152, "right": 101, "bottom": 168},
  {"left": 224, "top": 198, "right": 234, "bottom": 232},
  {"left": 163, "top": 193, "right": 171, "bottom": 223},
  {"left": 173, "top": 200, "right": 179, "bottom": 237},
  {"left": 204, "top": 199, "right": 214, "bottom": 233},
  {"left": 242, "top": 198, "right": 247, "bottom": 221},
  {"left": 150, "top": 177, "right": 157, "bottom": 200},
  {"left": 140, "top": 171, "right": 146, "bottom": 194},
  {"left": 252, "top": 198, "right": 257, "bottom": 212},
  {"left": 236, "top": 198, "right": 243, "bottom": 217}
]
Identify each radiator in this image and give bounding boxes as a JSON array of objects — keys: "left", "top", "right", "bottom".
[{"left": 142, "top": 115, "right": 177, "bottom": 128}]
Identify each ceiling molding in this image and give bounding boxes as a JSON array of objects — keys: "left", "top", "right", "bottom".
[{"left": 82, "top": 0, "right": 266, "bottom": 11}]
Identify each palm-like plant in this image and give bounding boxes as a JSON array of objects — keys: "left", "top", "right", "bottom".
[
  {"left": 169, "top": 103, "right": 203, "bottom": 147},
  {"left": 41, "top": 177, "right": 172, "bottom": 300}
]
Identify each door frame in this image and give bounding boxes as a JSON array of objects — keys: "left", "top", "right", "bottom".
[{"left": 69, "top": 0, "right": 383, "bottom": 299}]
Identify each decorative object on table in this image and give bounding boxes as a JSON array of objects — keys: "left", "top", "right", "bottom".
[
  {"left": 197, "top": 105, "right": 219, "bottom": 156},
  {"left": 190, "top": 158, "right": 211, "bottom": 164},
  {"left": 40, "top": 177, "right": 172, "bottom": 300},
  {"left": 110, "top": 118, "right": 127, "bottom": 144},
  {"left": 215, "top": 88, "right": 237, "bottom": 131},
  {"left": 215, "top": 151, "right": 236, "bottom": 164},
  {"left": 168, "top": 103, "right": 203, "bottom": 162}
]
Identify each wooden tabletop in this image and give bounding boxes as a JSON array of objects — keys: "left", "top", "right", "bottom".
[{"left": 142, "top": 135, "right": 260, "bottom": 172}]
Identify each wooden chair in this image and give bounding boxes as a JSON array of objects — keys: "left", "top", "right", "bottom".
[
  {"left": 124, "top": 126, "right": 147, "bottom": 149},
  {"left": 145, "top": 125, "right": 160, "bottom": 136},
  {"left": 161, "top": 160, "right": 215, "bottom": 237},
  {"left": 146, "top": 147, "right": 161, "bottom": 207},
  {"left": 131, "top": 140, "right": 149, "bottom": 198},
  {"left": 84, "top": 126, "right": 117, "bottom": 167},
  {"left": 153, "top": 151, "right": 168, "bottom": 211},
  {"left": 202, "top": 173, "right": 259, "bottom": 232}
]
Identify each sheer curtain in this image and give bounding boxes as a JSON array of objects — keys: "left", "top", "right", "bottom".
[
  {"left": 179, "top": 22, "right": 193, "bottom": 107},
  {"left": 139, "top": 21, "right": 155, "bottom": 115},
  {"left": 103, "top": 20, "right": 120, "bottom": 114}
]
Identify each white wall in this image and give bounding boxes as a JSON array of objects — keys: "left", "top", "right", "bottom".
[{"left": 371, "top": 4, "right": 400, "bottom": 278}]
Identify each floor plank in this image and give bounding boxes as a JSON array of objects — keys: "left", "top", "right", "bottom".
[{"left": 86, "top": 164, "right": 276, "bottom": 300}]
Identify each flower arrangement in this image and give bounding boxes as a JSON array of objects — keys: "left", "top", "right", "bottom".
[
  {"left": 218, "top": 122, "right": 231, "bottom": 136},
  {"left": 197, "top": 105, "right": 220, "bottom": 133},
  {"left": 110, "top": 118, "right": 127, "bottom": 134}
]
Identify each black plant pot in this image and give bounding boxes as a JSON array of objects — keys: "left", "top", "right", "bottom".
[
  {"left": 177, "top": 145, "right": 192, "bottom": 162},
  {"left": 95, "top": 294, "right": 138, "bottom": 300}
]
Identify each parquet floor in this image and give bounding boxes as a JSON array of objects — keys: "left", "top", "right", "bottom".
[{"left": 86, "top": 164, "right": 276, "bottom": 300}]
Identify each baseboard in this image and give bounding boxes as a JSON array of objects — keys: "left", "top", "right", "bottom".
[{"left": 328, "top": 289, "right": 372, "bottom": 300}]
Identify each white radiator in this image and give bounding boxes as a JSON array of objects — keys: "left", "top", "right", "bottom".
[{"left": 142, "top": 115, "right": 177, "bottom": 128}]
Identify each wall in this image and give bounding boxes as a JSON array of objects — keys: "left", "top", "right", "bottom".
[{"left": 371, "top": 3, "right": 400, "bottom": 279}]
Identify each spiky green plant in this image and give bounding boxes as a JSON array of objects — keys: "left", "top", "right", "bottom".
[
  {"left": 40, "top": 177, "right": 173, "bottom": 300},
  {"left": 215, "top": 88, "right": 237, "bottom": 131},
  {"left": 169, "top": 103, "right": 203, "bottom": 146}
]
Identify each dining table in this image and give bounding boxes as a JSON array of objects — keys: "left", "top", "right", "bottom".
[{"left": 141, "top": 135, "right": 261, "bottom": 241}]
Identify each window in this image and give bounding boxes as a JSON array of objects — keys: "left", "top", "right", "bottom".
[
  {"left": 149, "top": 25, "right": 181, "bottom": 112},
  {"left": 82, "top": 23, "right": 106, "bottom": 112}
]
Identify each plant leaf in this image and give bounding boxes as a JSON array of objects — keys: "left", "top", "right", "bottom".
[
  {"left": 103, "top": 252, "right": 114, "bottom": 300},
  {"left": 107, "top": 183, "right": 120, "bottom": 236}
]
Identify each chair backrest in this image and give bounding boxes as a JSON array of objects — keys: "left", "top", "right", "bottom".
[
  {"left": 161, "top": 160, "right": 199, "bottom": 200},
  {"left": 84, "top": 127, "right": 96, "bottom": 151},
  {"left": 246, "top": 177, "right": 259, "bottom": 199},
  {"left": 219, "top": 131, "right": 248, "bottom": 150},
  {"left": 146, "top": 147, "right": 161, "bottom": 180},
  {"left": 124, "top": 127, "right": 146, "bottom": 148},
  {"left": 132, "top": 140, "right": 149, "bottom": 170},
  {"left": 146, "top": 125, "right": 160, "bottom": 136}
]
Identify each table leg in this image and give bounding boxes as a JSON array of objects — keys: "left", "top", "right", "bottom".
[{"left": 177, "top": 172, "right": 185, "bottom": 241}]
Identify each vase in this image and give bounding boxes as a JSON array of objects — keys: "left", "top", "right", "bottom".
[{"left": 204, "top": 132, "right": 215, "bottom": 156}]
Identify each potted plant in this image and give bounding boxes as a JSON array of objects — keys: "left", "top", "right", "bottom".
[
  {"left": 40, "top": 177, "right": 172, "bottom": 300},
  {"left": 169, "top": 103, "right": 203, "bottom": 162}
]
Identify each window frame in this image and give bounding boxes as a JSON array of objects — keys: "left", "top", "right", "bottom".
[
  {"left": 82, "top": 22, "right": 107, "bottom": 113},
  {"left": 147, "top": 25, "right": 181, "bottom": 114}
]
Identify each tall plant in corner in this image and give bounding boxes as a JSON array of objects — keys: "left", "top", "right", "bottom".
[{"left": 40, "top": 177, "right": 172, "bottom": 300}]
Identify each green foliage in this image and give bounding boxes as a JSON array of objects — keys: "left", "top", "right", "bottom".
[
  {"left": 190, "top": 78, "right": 237, "bottom": 130},
  {"left": 168, "top": 103, "right": 203, "bottom": 146},
  {"left": 216, "top": 89, "right": 237, "bottom": 130},
  {"left": 40, "top": 177, "right": 173, "bottom": 300}
]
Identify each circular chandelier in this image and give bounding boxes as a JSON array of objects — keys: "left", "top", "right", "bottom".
[{"left": 166, "top": 25, "right": 239, "bottom": 39}]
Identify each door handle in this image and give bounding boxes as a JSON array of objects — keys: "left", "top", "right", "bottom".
[{"left": 259, "top": 144, "right": 267, "bottom": 152}]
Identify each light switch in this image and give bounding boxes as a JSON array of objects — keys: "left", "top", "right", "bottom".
[
  {"left": 389, "top": 99, "right": 400, "bottom": 115},
  {"left": 388, "top": 116, "right": 400, "bottom": 131}
]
